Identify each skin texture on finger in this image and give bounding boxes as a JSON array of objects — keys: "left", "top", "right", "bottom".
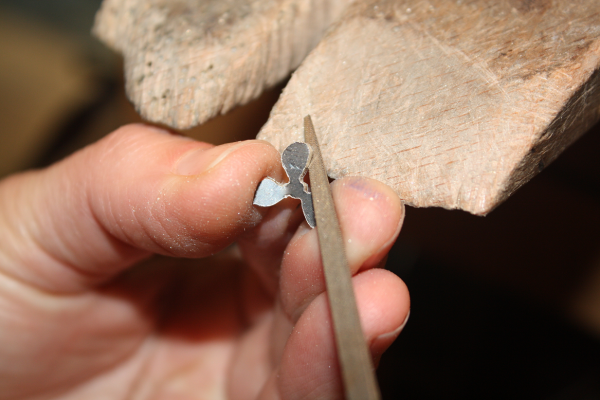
[
  {"left": 275, "top": 269, "right": 410, "bottom": 400},
  {"left": 257, "top": 371, "right": 281, "bottom": 400},
  {"left": 227, "top": 298, "right": 294, "bottom": 400},
  {"left": 0, "top": 124, "right": 285, "bottom": 292},
  {"left": 279, "top": 176, "right": 405, "bottom": 322},
  {"left": 237, "top": 197, "right": 307, "bottom": 296},
  {"left": 0, "top": 249, "right": 270, "bottom": 400},
  {"left": 227, "top": 313, "right": 275, "bottom": 400},
  {"left": 0, "top": 257, "right": 171, "bottom": 399}
]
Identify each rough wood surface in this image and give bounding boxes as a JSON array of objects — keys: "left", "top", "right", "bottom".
[
  {"left": 258, "top": 0, "right": 600, "bottom": 215},
  {"left": 93, "top": 0, "right": 351, "bottom": 128}
]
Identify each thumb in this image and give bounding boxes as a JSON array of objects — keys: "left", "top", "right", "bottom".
[{"left": 0, "top": 124, "right": 283, "bottom": 292}]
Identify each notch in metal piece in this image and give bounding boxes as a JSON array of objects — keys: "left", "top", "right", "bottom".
[{"left": 253, "top": 142, "right": 316, "bottom": 228}]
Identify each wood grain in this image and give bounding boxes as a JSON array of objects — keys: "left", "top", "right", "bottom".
[
  {"left": 258, "top": 0, "right": 600, "bottom": 215},
  {"left": 93, "top": 0, "right": 351, "bottom": 128}
]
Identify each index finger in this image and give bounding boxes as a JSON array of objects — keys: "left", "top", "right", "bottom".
[{"left": 0, "top": 124, "right": 284, "bottom": 292}]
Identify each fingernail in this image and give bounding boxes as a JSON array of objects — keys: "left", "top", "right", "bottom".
[
  {"left": 370, "top": 310, "right": 410, "bottom": 366},
  {"left": 176, "top": 141, "right": 250, "bottom": 176}
]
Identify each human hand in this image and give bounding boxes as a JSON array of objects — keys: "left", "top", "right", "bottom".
[{"left": 0, "top": 124, "right": 410, "bottom": 399}]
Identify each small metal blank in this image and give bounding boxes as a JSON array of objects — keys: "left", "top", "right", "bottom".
[{"left": 253, "top": 142, "right": 316, "bottom": 228}]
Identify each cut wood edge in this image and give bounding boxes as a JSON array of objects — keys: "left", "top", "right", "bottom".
[
  {"left": 93, "top": 0, "right": 352, "bottom": 129},
  {"left": 500, "top": 66, "right": 600, "bottom": 214},
  {"left": 258, "top": 0, "right": 600, "bottom": 215}
]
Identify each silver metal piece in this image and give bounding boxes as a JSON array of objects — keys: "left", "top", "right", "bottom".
[{"left": 253, "top": 142, "right": 316, "bottom": 228}]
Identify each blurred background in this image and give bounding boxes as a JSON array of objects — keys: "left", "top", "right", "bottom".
[{"left": 1, "top": 1, "right": 599, "bottom": 398}]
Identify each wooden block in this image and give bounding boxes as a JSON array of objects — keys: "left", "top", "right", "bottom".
[
  {"left": 95, "top": 0, "right": 600, "bottom": 214},
  {"left": 93, "top": 0, "right": 351, "bottom": 128},
  {"left": 258, "top": 0, "right": 600, "bottom": 215}
]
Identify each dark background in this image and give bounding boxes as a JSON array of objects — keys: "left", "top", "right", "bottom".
[{"left": 1, "top": 1, "right": 599, "bottom": 398}]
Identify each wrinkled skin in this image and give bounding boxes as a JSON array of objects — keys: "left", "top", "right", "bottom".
[{"left": 0, "top": 124, "right": 410, "bottom": 400}]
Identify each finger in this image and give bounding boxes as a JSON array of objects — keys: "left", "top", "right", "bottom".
[
  {"left": 0, "top": 124, "right": 284, "bottom": 292},
  {"left": 275, "top": 268, "right": 410, "bottom": 400},
  {"left": 279, "top": 176, "right": 404, "bottom": 322},
  {"left": 263, "top": 177, "right": 405, "bottom": 390},
  {"left": 228, "top": 312, "right": 274, "bottom": 400},
  {"left": 237, "top": 197, "right": 306, "bottom": 296}
]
